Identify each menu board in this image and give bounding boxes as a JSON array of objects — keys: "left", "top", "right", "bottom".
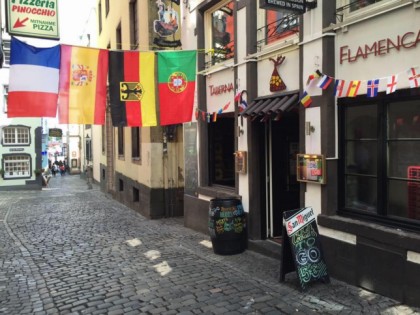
[{"left": 280, "top": 207, "right": 329, "bottom": 291}]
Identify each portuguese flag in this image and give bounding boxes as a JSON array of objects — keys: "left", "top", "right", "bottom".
[
  {"left": 108, "top": 51, "right": 157, "bottom": 127},
  {"left": 157, "top": 50, "right": 197, "bottom": 126}
]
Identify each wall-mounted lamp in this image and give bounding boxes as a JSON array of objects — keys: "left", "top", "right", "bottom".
[{"left": 305, "top": 122, "right": 315, "bottom": 135}]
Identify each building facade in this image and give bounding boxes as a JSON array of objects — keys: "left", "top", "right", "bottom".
[
  {"left": 0, "top": 34, "right": 43, "bottom": 190},
  {"left": 94, "top": 0, "right": 185, "bottom": 218},
  {"left": 182, "top": 0, "right": 420, "bottom": 308}
]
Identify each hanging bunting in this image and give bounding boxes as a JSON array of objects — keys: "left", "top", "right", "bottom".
[
  {"left": 386, "top": 75, "right": 398, "bottom": 94},
  {"left": 195, "top": 101, "right": 231, "bottom": 123},
  {"left": 367, "top": 79, "right": 379, "bottom": 98},
  {"left": 407, "top": 67, "right": 420, "bottom": 88}
]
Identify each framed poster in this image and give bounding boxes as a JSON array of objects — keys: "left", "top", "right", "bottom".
[{"left": 296, "top": 154, "right": 326, "bottom": 184}]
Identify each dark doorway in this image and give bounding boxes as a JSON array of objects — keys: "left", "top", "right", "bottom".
[{"left": 264, "top": 111, "right": 300, "bottom": 238}]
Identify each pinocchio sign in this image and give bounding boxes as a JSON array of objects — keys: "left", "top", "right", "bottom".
[
  {"left": 6, "top": 0, "right": 59, "bottom": 40},
  {"left": 340, "top": 29, "right": 420, "bottom": 64}
]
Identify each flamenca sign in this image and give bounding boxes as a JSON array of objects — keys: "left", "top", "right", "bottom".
[{"left": 6, "top": 0, "right": 59, "bottom": 40}]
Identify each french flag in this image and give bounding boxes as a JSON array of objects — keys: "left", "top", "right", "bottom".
[{"left": 8, "top": 37, "right": 60, "bottom": 117}]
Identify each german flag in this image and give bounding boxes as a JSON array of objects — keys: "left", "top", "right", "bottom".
[{"left": 108, "top": 51, "right": 157, "bottom": 127}]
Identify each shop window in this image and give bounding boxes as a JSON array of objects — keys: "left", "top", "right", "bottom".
[
  {"left": 131, "top": 127, "right": 141, "bottom": 161},
  {"left": 118, "top": 127, "right": 124, "bottom": 157},
  {"left": 336, "top": 0, "right": 387, "bottom": 22},
  {"left": 2, "top": 126, "right": 30, "bottom": 146},
  {"left": 263, "top": 11, "right": 299, "bottom": 46},
  {"left": 208, "top": 113, "right": 235, "bottom": 187},
  {"left": 349, "top": 0, "right": 383, "bottom": 12},
  {"left": 2, "top": 154, "right": 31, "bottom": 179},
  {"left": 340, "top": 96, "right": 420, "bottom": 228},
  {"left": 206, "top": 0, "right": 235, "bottom": 67}
]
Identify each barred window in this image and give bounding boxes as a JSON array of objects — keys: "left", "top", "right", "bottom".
[
  {"left": 2, "top": 126, "right": 30, "bottom": 145},
  {"left": 3, "top": 154, "right": 31, "bottom": 179}
]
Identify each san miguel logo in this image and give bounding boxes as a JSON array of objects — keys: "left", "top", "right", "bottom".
[
  {"left": 120, "top": 82, "right": 144, "bottom": 101},
  {"left": 168, "top": 71, "right": 187, "bottom": 93},
  {"left": 285, "top": 207, "right": 315, "bottom": 236},
  {"left": 71, "top": 64, "right": 93, "bottom": 86}
]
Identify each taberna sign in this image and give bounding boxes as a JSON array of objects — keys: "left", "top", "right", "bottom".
[{"left": 259, "top": 0, "right": 306, "bottom": 14}]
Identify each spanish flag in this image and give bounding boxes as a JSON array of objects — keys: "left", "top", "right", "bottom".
[
  {"left": 58, "top": 45, "right": 108, "bottom": 125},
  {"left": 108, "top": 51, "right": 157, "bottom": 127},
  {"left": 157, "top": 50, "right": 197, "bottom": 126},
  {"left": 346, "top": 80, "right": 361, "bottom": 97}
]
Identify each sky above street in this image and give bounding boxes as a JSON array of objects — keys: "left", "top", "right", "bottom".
[{"left": 58, "top": 0, "right": 96, "bottom": 45}]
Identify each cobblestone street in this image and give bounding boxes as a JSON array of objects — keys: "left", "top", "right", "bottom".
[{"left": 1, "top": 175, "right": 419, "bottom": 315}]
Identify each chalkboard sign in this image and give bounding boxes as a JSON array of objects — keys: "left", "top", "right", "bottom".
[{"left": 280, "top": 207, "right": 329, "bottom": 290}]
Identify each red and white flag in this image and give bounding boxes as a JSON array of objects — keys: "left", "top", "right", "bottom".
[
  {"left": 386, "top": 75, "right": 398, "bottom": 94},
  {"left": 407, "top": 67, "right": 420, "bottom": 89}
]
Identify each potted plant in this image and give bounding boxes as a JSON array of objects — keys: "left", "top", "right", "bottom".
[{"left": 34, "top": 168, "right": 43, "bottom": 176}]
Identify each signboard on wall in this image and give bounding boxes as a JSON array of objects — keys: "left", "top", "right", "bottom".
[
  {"left": 259, "top": 0, "right": 306, "bottom": 14},
  {"left": 296, "top": 154, "right": 326, "bottom": 184},
  {"left": 6, "top": 0, "right": 60, "bottom": 39}
]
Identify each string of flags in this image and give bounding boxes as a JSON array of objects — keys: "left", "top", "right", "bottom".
[
  {"left": 195, "top": 102, "right": 231, "bottom": 123},
  {"left": 300, "top": 66, "right": 420, "bottom": 107},
  {"left": 194, "top": 89, "right": 248, "bottom": 123}
]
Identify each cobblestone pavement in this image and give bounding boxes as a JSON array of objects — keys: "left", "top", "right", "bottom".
[{"left": 1, "top": 175, "right": 420, "bottom": 315}]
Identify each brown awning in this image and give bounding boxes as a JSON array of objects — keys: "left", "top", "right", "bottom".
[{"left": 241, "top": 93, "right": 299, "bottom": 120}]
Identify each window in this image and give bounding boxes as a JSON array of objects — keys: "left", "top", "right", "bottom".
[
  {"left": 3, "top": 85, "right": 8, "bottom": 113},
  {"left": 129, "top": 0, "right": 139, "bottom": 50},
  {"left": 85, "top": 137, "right": 92, "bottom": 162},
  {"left": 116, "top": 23, "right": 122, "bottom": 50},
  {"left": 263, "top": 11, "right": 299, "bottom": 46},
  {"left": 98, "top": 2, "right": 102, "bottom": 34},
  {"left": 105, "top": 0, "right": 110, "bottom": 16},
  {"left": 2, "top": 154, "right": 31, "bottom": 179},
  {"left": 131, "top": 127, "right": 141, "bottom": 160},
  {"left": 207, "top": 0, "right": 235, "bottom": 67},
  {"left": 101, "top": 125, "right": 106, "bottom": 154},
  {"left": 349, "top": 0, "right": 383, "bottom": 12},
  {"left": 2, "top": 126, "right": 30, "bottom": 146},
  {"left": 2, "top": 39, "right": 10, "bottom": 67},
  {"left": 340, "top": 94, "right": 420, "bottom": 228},
  {"left": 118, "top": 127, "right": 124, "bottom": 157},
  {"left": 208, "top": 113, "right": 235, "bottom": 187}
]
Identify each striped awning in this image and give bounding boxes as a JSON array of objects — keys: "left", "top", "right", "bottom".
[{"left": 240, "top": 93, "right": 299, "bottom": 121}]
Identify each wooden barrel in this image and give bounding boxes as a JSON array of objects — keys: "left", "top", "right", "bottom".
[{"left": 208, "top": 198, "right": 247, "bottom": 255}]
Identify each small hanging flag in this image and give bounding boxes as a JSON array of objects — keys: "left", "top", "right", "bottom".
[
  {"left": 300, "top": 91, "right": 312, "bottom": 108},
  {"left": 306, "top": 72, "right": 320, "bottom": 85},
  {"left": 207, "top": 113, "right": 211, "bottom": 123},
  {"left": 212, "top": 112, "right": 217, "bottom": 122},
  {"left": 218, "top": 108, "right": 223, "bottom": 114},
  {"left": 223, "top": 102, "right": 230, "bottom": 111},
  {"left": 239, "top": 99, "right": 248, "bottom": 112},
  {"left": 407, "top": 67, "right": 420, "bottom": 88},
  {"left": 386, "top": 75, "right": 398, "bottom": 94},
  {"left": 201, "top": 111, "right": 206, "bottom": 121},
  {"left": 195, "top": 108, "right": 199, "bottom": 120},
  {"left": 335, "top": 79, "right": 346, "bottom": 97},
  {"left": 317, "top": 75, "right": 333, "bottom": 90},
  {"left": 234, "top": 89, "right": 242, "bottom": 102},
  {"left": 346, "top": 80, "right": 361, "bottom": 97},
  {"left": 366, "top": 79, "right": 379, "bottom": 98}
]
